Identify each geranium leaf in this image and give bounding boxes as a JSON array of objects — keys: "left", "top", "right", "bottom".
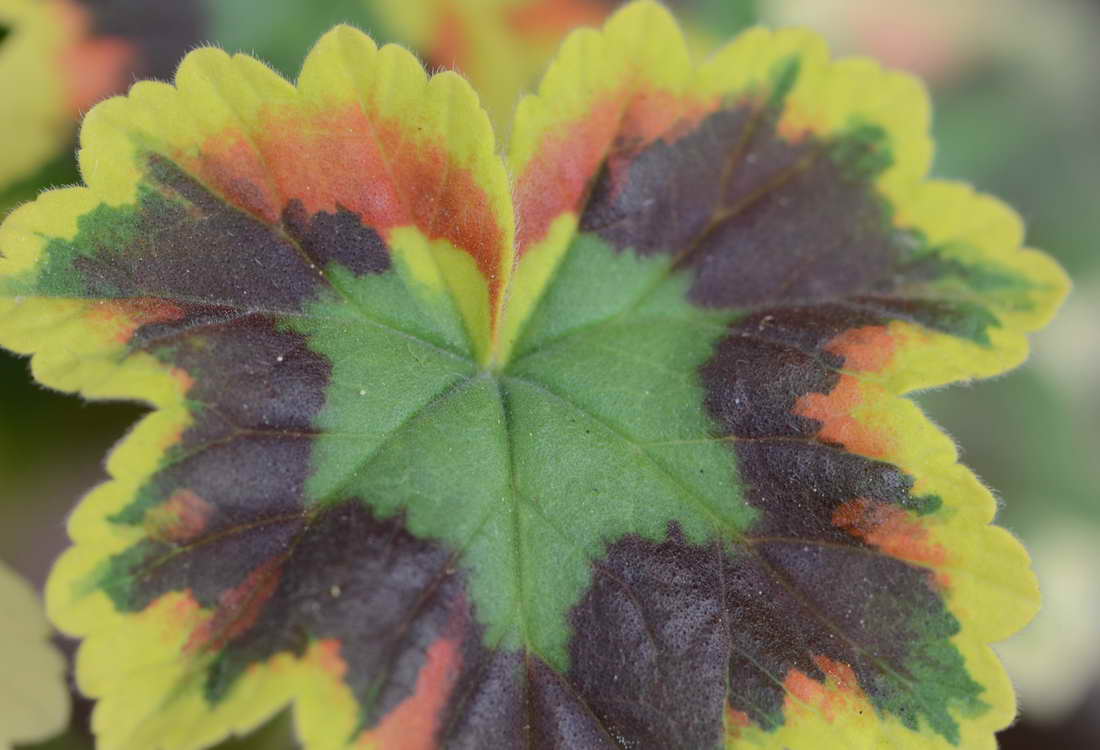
[
  {"left": 0, "top": 3, "right": 1067, "bottom": 750},
  {"left": 0, "top": 0, "right": 202, "bottom": 192},
  {"left": 0, "top": 561, "right": 69, "bottom": 749}
]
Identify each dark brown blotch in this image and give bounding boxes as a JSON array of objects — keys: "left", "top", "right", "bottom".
[
  {"left": 578, "top": 106, "right": 910, "bottom": 311},
  {"left": 566, "top": 525, "right": 731, "bottom": 749},
  {"left": 74, "top": 156, "right": 393, "bottom": 313},
  {"left": 282, "top": 200, "right": 391, "bottom": 277}
]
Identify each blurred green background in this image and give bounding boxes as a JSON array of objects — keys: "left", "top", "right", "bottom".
[{"left": 2, "top": 1, "right": 1097, "bottom": 748}]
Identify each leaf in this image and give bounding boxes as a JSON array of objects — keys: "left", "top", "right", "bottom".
[
  {"left": 0, "top": 561, "right": 69, "bottom": 749},
  {"left": 0, "top": 0, "right": 203, "bottom": 192},
  {"left": 374, "top": 0, "right": 758, "bottom": 128},
  {"left": 0, "top": 3, "right": 1068, "bottom": 750}
]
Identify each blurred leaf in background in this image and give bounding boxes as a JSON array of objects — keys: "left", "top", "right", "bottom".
[
  {"left": 204, "top": 0, "right": 385, "bottom": 79},
  {"left": 0, "top": 560, "right": 68, "bottom": 749},
  {"left": 0, "top": 0, "right": 205, "bottom": 211},
  {"left": 0, "top": 0, "right": 78, "bottom": 197},
  {"left": 374, "top": 0, "right": 758, "bottom": 127}
]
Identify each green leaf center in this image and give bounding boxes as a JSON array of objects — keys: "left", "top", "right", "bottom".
[{"left": 298, "top": 235, "right": 752, "bottom": 667}]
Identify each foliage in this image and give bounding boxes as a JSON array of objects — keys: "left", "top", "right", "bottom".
[
  {"left": 0, "top": 0, "right": 202, "bottom": 199},
  {"left": 0, "top": 561, "right": 69, "bottom": 750},
  {"left": 0, "top": 2, "right": 1067, "bottom": 748}
]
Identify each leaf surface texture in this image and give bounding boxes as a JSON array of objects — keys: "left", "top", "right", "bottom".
[{"left": 0, "top": 3, "right": 1068, "bottom": 749}]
